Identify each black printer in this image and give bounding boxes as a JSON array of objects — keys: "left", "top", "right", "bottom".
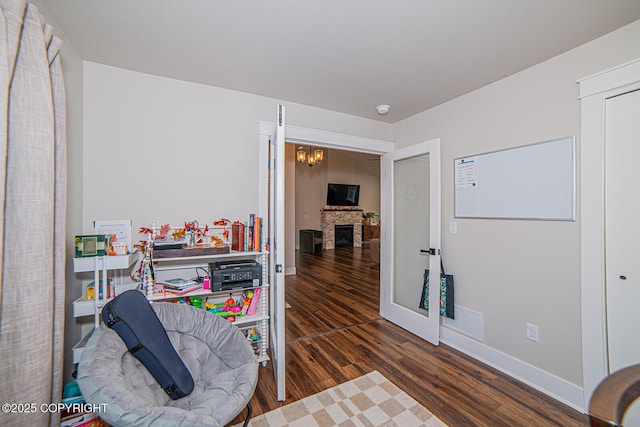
[{"left": 209, "top": 260, "right": 262, "bottom": 291}]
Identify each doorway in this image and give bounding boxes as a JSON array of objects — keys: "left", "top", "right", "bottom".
[
  {"left": 291, "top": 146, "right": 381, "bottom": 257},
  {"left": 282, "top": 125, "right": 392, "bottom": 290}
]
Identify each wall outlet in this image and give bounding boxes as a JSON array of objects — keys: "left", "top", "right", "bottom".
[{"left": 526, "top": 323, "right": 539, "bottom": 342}]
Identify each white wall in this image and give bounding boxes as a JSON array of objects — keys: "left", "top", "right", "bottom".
[
  {"left": 394, "top": 19, "right": 640, "bottom": 399},
  {"left": 83, "top": 62, "right": 392, "bottom": 237}
]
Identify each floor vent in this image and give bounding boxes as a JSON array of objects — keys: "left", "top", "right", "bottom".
[{"left": 443, "top": 305, "right": 484, "bottom": 341}]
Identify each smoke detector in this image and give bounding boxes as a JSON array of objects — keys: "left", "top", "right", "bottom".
[{"left": 376, "top": 104, "right": 390, "bottom": 115}]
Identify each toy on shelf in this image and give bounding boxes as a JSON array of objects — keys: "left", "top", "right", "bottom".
[
  {"left": 200, "top": 290, "right": 257, "bottom": 322},
  {"left": 244, "top": 327, "right": 261, "bottom": 357},
  {"left": 137, "top": 227, "right": 155, "bottom": 297},
  {"left": 204, "top": 295, "right": 240, "bottom": 318},
  {"left": 241, "top": 290, "right": 253, "bottom": 315},
  {"left": 85, "top": 278, "right": 114, "bottom": 301}
]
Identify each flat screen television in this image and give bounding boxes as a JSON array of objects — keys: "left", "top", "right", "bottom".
[{"left": 326, "top": 183, "right": 360, "bottom": 206}]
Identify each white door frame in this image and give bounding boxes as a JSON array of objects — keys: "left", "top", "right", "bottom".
[{"left": 578, "top": 57, "right": 640, "bottom": 408}]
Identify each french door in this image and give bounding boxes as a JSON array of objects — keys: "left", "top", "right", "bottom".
[
  {"left": 268, "top": 105, "right": 286, "bottom": 400},
  {"left": 380, "top": 139, "right": 441, "bottom": 345}
]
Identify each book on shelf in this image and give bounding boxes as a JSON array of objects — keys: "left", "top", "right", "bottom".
[
  {"left": 162, "top": 284, "right": 202, "bottom": 295},
  {"left": 158, "top": 278, "right": 198, "bottom": 290},
  {"left": 244, "top": 221, "right": 249, "bottom": 251},
  {"left": 248, "top": 214, "right": 255, "bottom": 252},
  {"left": 243, "top": 214, "right": 263, "bottom": 252},
  {"left": 254, "top": 216, "right": 261, "bottom": 252}
]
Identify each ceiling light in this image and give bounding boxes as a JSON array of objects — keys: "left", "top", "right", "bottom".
[
  {"left": 376, "top": 104, "right": 390, "bottom": 115},
  {"left": 296, "top": 148, "right": 307, "bottom": 163},
  {"left": 297, "top": 145, "right": 324, "bottom": 167}
]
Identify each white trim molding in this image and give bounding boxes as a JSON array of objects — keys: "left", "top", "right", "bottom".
[
  {"left": 441, "top": 327, "right": 585, "bottom": 411},
  {"left": 578, "top": 57, "right": 640, "bottom": 410},
  {"left": 259, "top": 122, "right": 393, "bottom": 154},
  {"left": 259, "top": 122, "right": 394, "bottom": 153},
  {"left": 578, "top": 58, "right": 640, "bottom": 99}
]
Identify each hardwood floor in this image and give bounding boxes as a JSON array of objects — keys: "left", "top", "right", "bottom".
[{"left": 241, "top": 246, "right": 589, "bottom": 426}]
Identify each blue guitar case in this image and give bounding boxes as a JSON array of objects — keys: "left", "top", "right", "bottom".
[{"left": 101, "top": 289, "right": 194, "bottom": 399}]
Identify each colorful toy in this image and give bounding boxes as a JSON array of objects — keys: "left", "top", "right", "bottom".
[
  {"left": 225, "top": 294, "right": 235, "bottom": 306},
  {"left": 241, "top": 291, "right": 253, "bottom": 315},
  {"left": 188, "top": 297, "right": 202, "bottom": 308},
  {"left": 203, "top": 292, "right": 246, "bottom": 320},
  {"left": 244, "top": 328, "right": 261, "bottom": 356}
]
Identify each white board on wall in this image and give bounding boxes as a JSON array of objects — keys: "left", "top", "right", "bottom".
[{"left": 454, "top": 136, "right": 575, "bottom": 220}]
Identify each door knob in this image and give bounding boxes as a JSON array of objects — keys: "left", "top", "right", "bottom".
[{"left": 620, "top": 275, "right": 627, "bottom": 280}]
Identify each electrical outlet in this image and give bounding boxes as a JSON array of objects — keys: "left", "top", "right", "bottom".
[{"left": 526, "top": 323, "right": 539, "bottom": 342}]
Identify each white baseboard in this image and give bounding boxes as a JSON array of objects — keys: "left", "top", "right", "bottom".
[
  {"left": 439, "top": 326, "right": 585, "bottom": 413},
  {"left": 285, "top": 267, "right": 296, "bottom": 276}
]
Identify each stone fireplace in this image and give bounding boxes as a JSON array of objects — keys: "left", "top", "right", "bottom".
[{"left": 321, "top": 207, "right": 362, "bottom": 250}]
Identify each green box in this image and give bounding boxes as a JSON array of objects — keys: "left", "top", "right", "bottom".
[{"left": 75, "top": 234, "right": 110, "bottom": 257}]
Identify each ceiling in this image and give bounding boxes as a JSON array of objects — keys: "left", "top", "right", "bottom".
[{"left": 41, "top": 0, "right": 640, "bottom": 123}]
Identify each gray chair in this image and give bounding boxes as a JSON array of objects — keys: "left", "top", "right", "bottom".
[
  {"left": 77, "top": 302, "right": 258, "bottom": 427},
  {"left": 300, "top": 229, "right": 322, "bottom": 253}
]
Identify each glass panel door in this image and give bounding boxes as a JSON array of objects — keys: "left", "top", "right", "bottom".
[
  {"left": 393, "top": 153, "right": 430, "bottom": 314},
  {"left": 380, "top": 139, "right": 441, "bottom": 345}
]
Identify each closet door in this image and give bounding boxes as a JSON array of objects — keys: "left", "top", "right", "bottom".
[{"left": 605, "top": 88, "right": 640, "bottom": 373}]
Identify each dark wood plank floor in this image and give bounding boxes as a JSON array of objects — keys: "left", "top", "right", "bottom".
[{"left": 236, "top": 246, "right": 589, "bottom": 426}]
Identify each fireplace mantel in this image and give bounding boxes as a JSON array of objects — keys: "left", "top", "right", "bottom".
[
  {"left": 321, "top": 207, "right": 363, "bottom": 211},
  {"left": 321, "top": 207, "right": 363, "bottom": 250}
]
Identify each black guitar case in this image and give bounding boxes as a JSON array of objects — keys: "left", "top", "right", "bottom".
[{"left": 101, "top": 289, "right": 194, "bottom": 399}]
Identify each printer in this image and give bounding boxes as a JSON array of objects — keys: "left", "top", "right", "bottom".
[{"left": 209, "top": 259, "right": 262, "bottom": 292}]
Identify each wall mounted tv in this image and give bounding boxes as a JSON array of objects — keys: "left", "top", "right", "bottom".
[{"left": 326, "top": 183, "right": 360, "bottom": 206}]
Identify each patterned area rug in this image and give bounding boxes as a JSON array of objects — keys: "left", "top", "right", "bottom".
[{"left": 236, "top": 370, "right": 447, "bottom": 427}]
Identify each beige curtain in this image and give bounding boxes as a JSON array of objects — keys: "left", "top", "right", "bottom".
[{"left": 0, "top": 1, "right": 66, "bottom": 426}]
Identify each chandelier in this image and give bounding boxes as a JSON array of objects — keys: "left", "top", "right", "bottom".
[{"left": 296, "top": 145, "right": 324, "bottom": 167}]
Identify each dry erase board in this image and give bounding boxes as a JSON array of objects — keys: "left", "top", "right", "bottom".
[{"left": 454, "top": 137, "right": 575, "bottom": 220}]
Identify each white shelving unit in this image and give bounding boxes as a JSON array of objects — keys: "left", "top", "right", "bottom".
[
  {"left": 151, "top": 250, "right": 270, "bottom": 366},
  {"left": 72, "top": 251, "right": 139, "bottom": 363},
  {"left": 72, "top": 249, "right": 271, "bottom": 367}
]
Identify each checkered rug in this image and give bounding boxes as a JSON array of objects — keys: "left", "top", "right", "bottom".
[{"left": 237, "top": 370, "right": 447, "bottom": 427}]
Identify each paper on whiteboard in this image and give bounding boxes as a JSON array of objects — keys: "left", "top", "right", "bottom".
[{"left": 455, "top": 158, "right": 478, "bottom": 189}]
